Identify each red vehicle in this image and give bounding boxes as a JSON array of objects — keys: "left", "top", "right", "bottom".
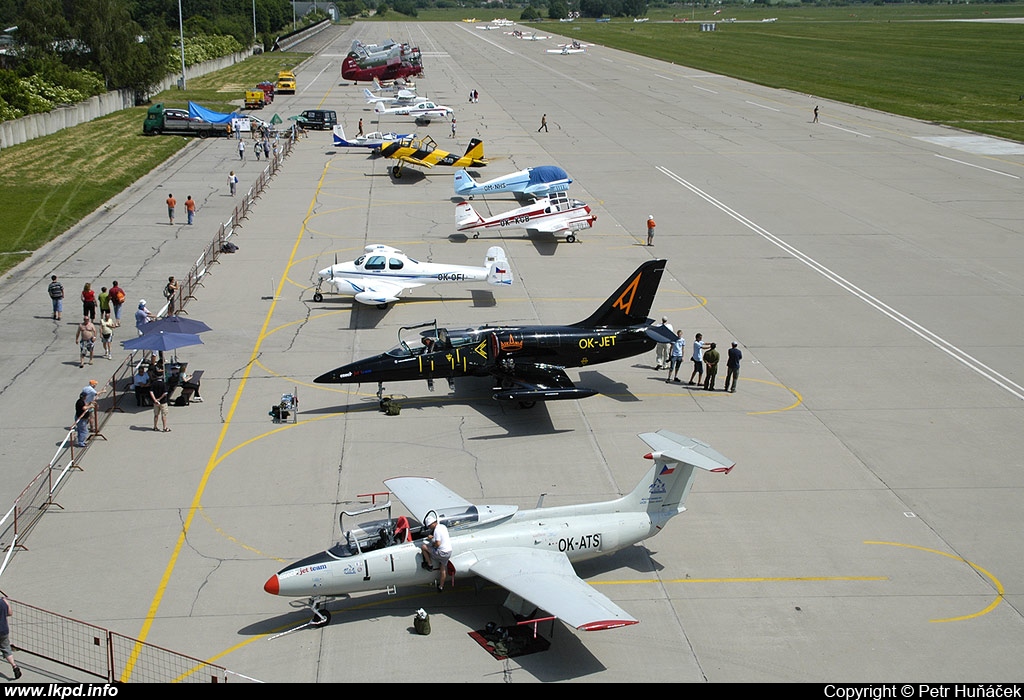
[{"left": 257, "top": 81, "right": 275, "bottom": 104}]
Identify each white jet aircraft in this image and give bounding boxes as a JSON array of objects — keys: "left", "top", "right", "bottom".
[
  {"left": 311, "top": 244, "right": 513, "bottom": 307},
  {"left": 374, "top": 100, "right": 454, "bottom": 125},
  {"left": 264, "top": 430, "right": 734, "bottom": 631},
  {"left": 455, "top": 191, "right": 597, "bottom": 243},
  {"left": 454, "top": 165, "right": 573, "bottom": 200}
]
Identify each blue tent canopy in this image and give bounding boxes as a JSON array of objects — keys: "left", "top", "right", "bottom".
[
  {"left": 527, "top": 166, "right": 571, "bottom": 185},
  {"left": 188, "top": 101, "right": 238, "bottom": 124}
]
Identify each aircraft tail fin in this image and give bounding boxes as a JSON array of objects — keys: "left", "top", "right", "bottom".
[
  {"left": 363, "top": 88, "right": 377, "bottom": 103},
  {"left": 571, "top": 259, "right": 667, "bottom": 328},
  {"left": 485, "top": 246, "right": 513, "bottom": 286},
  {"left": 455, "top": 201, "right": 485, "bottom": 232},
  {"left": 463, "top": 138, "right": 485, "bottom": 160},
  {"left": 332, "top": 125, "right": 347, "bottom": 146},
  {"left": 374, "top": 102, "right": 386, "bottom": 114},
  {"left": 627, "top": 430, "right": 733, "bottom": 516},
  {"left": 453, "top": 169, "right": 476, "bottom": 197}
]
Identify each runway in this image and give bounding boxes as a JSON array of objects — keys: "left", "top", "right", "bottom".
[{"left": 1, "top": 21, "right": 1022, "bottom": 682}]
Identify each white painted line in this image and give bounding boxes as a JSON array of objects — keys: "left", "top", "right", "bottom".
[
  {"left": 934, "top": 154, "right": 1020, "bottom": 179},
  {"left": 656, "top": 165, "right": 1024, "bottom": 401}
]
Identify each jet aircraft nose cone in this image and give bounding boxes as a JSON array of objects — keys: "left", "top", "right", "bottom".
[{"left": 264, "top": 575, "right": 280, "bottom": 595}]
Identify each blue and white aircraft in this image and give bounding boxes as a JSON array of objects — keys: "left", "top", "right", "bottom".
[
  {"left": 332, "top": 125, "right": 414, "bottom": 151},
  {"left": 454, "top": 165, "right": 573, "bottom": 200},
  {"left": 311, "top": 244, "right": 513, "bottom": 307},
  {"left": 363, "top": 87, "right": 419, "bottom": 105}
]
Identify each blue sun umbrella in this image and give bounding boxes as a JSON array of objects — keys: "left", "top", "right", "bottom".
[{"left": 122, "top": 331, "right": 204, "bottom": 353}]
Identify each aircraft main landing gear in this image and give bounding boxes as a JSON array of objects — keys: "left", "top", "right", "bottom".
[
  {"left": 565, "top": 233, "right": 576, "bottom": 243},
  {"left": 392, "top": 165, "right": 403, "bottom": 178}
]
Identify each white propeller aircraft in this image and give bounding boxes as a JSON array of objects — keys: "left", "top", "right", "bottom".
[
  {"left": 363, "top": 87, "right": 419, "bottom": 105},
  {"left": 454, "top": 165, "right": 573, "bottom": 200},
  {"left": 332, "top": 125, "right": 414, "bottom": 151},
  {"left": 311, "top": 244, "right": 513, "bottom": 307},
  {"left": 264, "top": 430, "right": 734, "bottom": 630},
  {"left": 455, "top": 191, "right": 597, "bottom": 243},
  {"left": 374, "top": 100, "right": 454, "bottom": 125}
]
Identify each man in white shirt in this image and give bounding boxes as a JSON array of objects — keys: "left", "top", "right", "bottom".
[{"left": 420, "top": 514, "right": 453, "bottom": 590}]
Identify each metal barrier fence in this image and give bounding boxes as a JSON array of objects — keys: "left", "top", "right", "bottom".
[
  {"left": 0, "top": 129, "right": 296, "bottom": 680},
  {"left": 9, "top": 598, "right": 260, "bottom": 682}
]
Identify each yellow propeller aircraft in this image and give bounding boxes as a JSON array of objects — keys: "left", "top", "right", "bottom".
[{"left": 378, "top": 135, "right": 489, "bottom": 178}]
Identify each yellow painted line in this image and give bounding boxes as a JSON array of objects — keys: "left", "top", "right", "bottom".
[
  {"left": 592, "top": 576, "right": 887, "bottom": 585},
  {"left": 743, "top": 377, "right": 803, "bottom": 415},
  {"left": 121, "top": 160, "right": 334, "bottom": 683},
  {"left": 865, "top": 541, "right": 1005, "bottom": 622}
]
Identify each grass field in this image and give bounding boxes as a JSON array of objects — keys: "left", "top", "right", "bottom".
[{"left": 3, "top": 5, "right": 1024, "bottom": 277}]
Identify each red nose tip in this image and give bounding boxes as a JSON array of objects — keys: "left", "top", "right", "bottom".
[{"left": 264, "top": 575, "right": 279, "bottom": 595}]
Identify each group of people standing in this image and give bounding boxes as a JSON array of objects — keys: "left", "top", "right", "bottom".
[{"left": 656, "top": 317, "right": 743, "bottom": 393}]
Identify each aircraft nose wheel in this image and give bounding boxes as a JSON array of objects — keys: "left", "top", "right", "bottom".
[
  {"left": 566, "top": 234, "right": 576, "bottom": 243},
  {"left": 310, "top": 609, "right": 331, "bottom": 627},
  {"left": 312, "top": 292, "right": 324, "bottom": 302}
]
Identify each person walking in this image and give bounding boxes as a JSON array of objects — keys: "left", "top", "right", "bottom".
[
  {"left": 238, "top": 139, "right": 246, "bottom": 160},
  {"left": 228, "top": 171, "right": 238, "bottom": 196},
  {"left": 75, "top": 316, "right": 97, "bottom": 367},
  {"left": 98, "top": 286, "right": 111, "bottom": 321},
  {"left": 254, "top": 140, "right": 262, "bottom": 160},
  {"left": 813, "top": 105, "right": 819, "bottom": 123},
  {"left": 703, "top": 342, "right": 720, "bottom": 391},
  {"left": 654, "top": 315, "right": 674, "bottom": 370},
  {"left": 47, "top": 274, "right": 64, "bottom": 321},
  {"left": 646, "top": 215, "right": 656, "bottom": 246},
  {"left": 99, "top": 315, "right": 114, "bottom": 359},
  {"left": 109, "top": 281, "right": 125, "bottom": 327},
  {"left": 82, "top": 379, "right": 99, "bottom": 433},
  {"left": 688, "top": 332, "right": 707, "bottom": 386},
  {"left": 165, "top": 193, "right": 176, "bottom": 225},
  {"left": 0, "top": 596, "right": 21, "bottom": 680},
  {"left": 725, "top": 342, "right": 742, "bottom": 393},
  {"left": 451, "top": 116, "right": 456, "bottom": 138},
  {"left": 666, "top": 330, "right": 686, "bottom": 383},
  {"left": 262, "top": 139, "right": 271, "bottom": 160},
  {"left": 357, "top": 118, "right": 364, "bottom": 136},
  {"left": 81, "top": 282, "right": 97, "bottom": 320},
  {"left": 538, "top": 113, "right": 548, "bottom": 132},
  {"left": 185, "top": 195, "right": 196, "bottom": 225}
]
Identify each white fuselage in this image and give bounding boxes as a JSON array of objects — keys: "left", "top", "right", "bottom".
[{"left": 271, "top": 509, "right": 661, "bottom": 598}]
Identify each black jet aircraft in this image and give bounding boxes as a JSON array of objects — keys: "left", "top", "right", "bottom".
[{"left": 314, "top": 259, "right": 674, "bottom": 405}]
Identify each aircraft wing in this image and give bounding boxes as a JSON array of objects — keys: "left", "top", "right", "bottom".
[
  {"left": 458, "top": 547, "right": 638, "bottom": 631},
  {"left": 489, "top": 363, "right": 597, "bottom": 402},
  {"left": 385, "top": 477, "right": 475, "bottom": 523},
  {"left": 386, "top": 476, "right": 520, "bottom": 527},
  {"left": 396, "top": 153, "right": 437, "bottom": 168},
  {"left": 331, "top": 277, "right": 423, "bottom": 304}
]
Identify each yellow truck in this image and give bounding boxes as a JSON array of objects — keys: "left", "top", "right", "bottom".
[
  {"left": 275, "top": 70, "right": 296, "bottom": 95},
  {"left": 245, "top": 89, "right": 266, "bottom": 110}
]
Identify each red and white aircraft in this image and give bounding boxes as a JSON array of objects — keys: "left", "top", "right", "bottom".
[{"left": 455, "top": 191, "right": 597, "bottom": 243}]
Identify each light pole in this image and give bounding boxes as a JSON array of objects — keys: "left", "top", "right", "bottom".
[
  {"left": 252, "top": 0, "right": 257, "bottom": 43},
  {"left": 178, "top": 0, "right": 186, "bottom": 90}
]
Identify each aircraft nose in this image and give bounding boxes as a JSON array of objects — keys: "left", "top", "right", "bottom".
[{"left": 264, "top": 575, "right": 280, "bottom": 595}]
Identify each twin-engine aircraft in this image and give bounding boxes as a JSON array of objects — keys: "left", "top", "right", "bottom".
[
  {"left": 379, "top": 135, "right": 488, "bottom": 178},
  {"left": 311, "top": 244, "right": 513, "bottom": 307},
  {"left": 313, "top": 259, "right": 674, "bottom": 406},
  {"left": 263, "top": 430, "right": 734, "bottom": 631},
  {"left": 332, "top": 125, "right": 414, "bottom": 151},
  {"left": 373, "top": 99, "right": 454, "bottom": 125},
  {"left": 363, "top": 87, "right": 418, "bottom": 105},
  {"left": 453, "top": 165, "right": 572, "bottom": 200},
  {"left": 455, "top": 191, "right": 596, "bottom": 243}
]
